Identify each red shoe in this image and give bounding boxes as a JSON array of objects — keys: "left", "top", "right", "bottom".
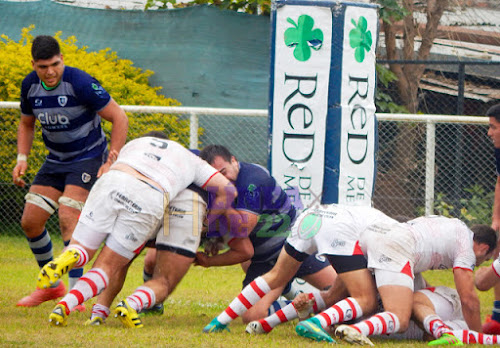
[
  {"left": 72, "top": 304, "right": 86, "bottom": 313},
  {"left": 483, "top": 316, "right": 500, "bottom": 335},
  {"left": 16, "top": 282, "right": 66, "bottom": 307}
]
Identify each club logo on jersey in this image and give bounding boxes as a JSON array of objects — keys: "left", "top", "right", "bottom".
[
  {"left": 58, "top": 96, "right": 68, "bottom": 107},
  {"left": 81, "top": 172, "right": 91, "bottom": 183},
  {"left": 91, "top": 82, "right": 105, "bottom": 96},
  {"left": 37, "top": 112, "right": 70, "bottom": 128},
  {"left": 243, "top": 184, "right": 260, "bottom": 209},
  {"left": 35, "top": 99, "right": 42, "bottom": 107},
  {"left": 297, "top": 213, "right": 321, "bottom": 240}
]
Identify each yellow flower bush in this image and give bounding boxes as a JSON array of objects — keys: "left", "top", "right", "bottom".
[{"left": 0, "top": 26, "right": 200, "bottom": 184}]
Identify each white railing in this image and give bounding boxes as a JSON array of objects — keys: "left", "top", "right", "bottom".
[{"left": 1, "top": 101, "right": 489, "bottom": 216}]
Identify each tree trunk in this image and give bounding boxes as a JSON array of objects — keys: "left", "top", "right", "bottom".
[{"left": 374, "top": 0, "right": 449, "bottom": 217}]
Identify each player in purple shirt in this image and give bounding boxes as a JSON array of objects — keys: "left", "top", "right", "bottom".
[{"left": 197, "top": 145, "right": 336, "bottom": 323}]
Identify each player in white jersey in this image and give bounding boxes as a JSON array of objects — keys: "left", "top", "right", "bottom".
[
  {"left": 84, "top": 186, "right": 209, "bottom": 327},
  {"left": 203, "top": 203, "right": 397, "bottom": 334},
  {"left": 35, "top": 133, "right": 242, "bottom": 327},
  {"left": 329, "top": 218, "right": 496, "bottom": 345},
  {"left": 407, "top": 285, "right": 500, "bottom": 345}
]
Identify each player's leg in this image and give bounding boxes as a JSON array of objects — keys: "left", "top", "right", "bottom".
[
  {"left": 137, "top": 247, "right": 165, "bottom": 315},
  {"left": 116, "top": 249, "right": 194, "bottom": 328},
  {"left": 248, "top": 254, "right": 336, "bottom": 333},
  {"left": 116, "top": 188, "right": 206, "bottom": 327},
  {"left": 241, "top": 286, "right": 287, "bottom": 324},
  {"left": 335, "top": 270, "right": 413, "bottom": 346},
  {"left": 58, "top": 184, "right": 88, "bottom": 293},
  {"left": 297, "top": 266, "right": 376, "bottom": 344},
  {"left": 49, "top": 243, "right": 130, "bottom": 326},
  {"left": 48, "top": 172, "right": 164, "bottom": 327},
  {"left": 413, "top": 287, "right": 460, "bottom": 339},
  {"left": 86, "top": 261, "right": 131, "bottom": 326},
  {"left": 60, "top": 157, "right": 102, "bottom": 293},
  {"left": 204, "top": 247, "right": 303, "bottom": 333},
  {"left": 248, "top": 275, "right": 345, "bottom": 335},
  {"left": 17, "top": 183, "right": 63, "bottom": 307}
]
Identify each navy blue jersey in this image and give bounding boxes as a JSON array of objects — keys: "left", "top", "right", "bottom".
[
  {"left": 234, "top": 162, "right": 296, "bottom": 262},
  {"left": 20, "top": 66, "right": 111, "bottom": 163}
]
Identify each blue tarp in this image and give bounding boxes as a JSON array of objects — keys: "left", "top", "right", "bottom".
[{"left": 0, "top": 0, "right": 271, "bottom": 108}]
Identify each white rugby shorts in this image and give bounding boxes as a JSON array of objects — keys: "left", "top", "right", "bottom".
[
  {"left": 154, "top": 188, "right": 207, "bottom": 256},
  {"left": 73, "top": 170, "right": 164, "bottom": 259}
]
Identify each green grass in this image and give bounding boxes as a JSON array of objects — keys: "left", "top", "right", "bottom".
[{"left": 0, "top": 235, "right": 493, "bottom": 347}]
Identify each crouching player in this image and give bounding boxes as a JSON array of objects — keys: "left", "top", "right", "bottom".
[{"left": 36, "top": 134, "right": 240, "bottom": 326}]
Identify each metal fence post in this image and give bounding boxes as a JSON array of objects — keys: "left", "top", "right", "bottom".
[
  {"left": 425, "top": 119, "right": 436, "bottom": 216},
  {"left": 190, "top": 112, "right": 199, "bottom": 150}
]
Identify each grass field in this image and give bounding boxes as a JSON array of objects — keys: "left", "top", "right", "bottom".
[{"left": 0, "top": 234, "right": 494, "bottom": 347}]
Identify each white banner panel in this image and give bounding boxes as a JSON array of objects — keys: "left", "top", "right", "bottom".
[
  {"left": 337, "top": 5, "right": 378, "bottom": 205},
  {"left": 270, "top": 4, "right": 332, "bottom": 209},
  {"left": 269, "top": 0, "right": 378, "bottom": 209}
]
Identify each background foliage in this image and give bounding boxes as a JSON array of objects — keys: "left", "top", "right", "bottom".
[{"left": 0, "top": 26, "right": 196, "bottom": 184}]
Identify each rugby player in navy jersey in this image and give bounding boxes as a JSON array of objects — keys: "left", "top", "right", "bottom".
[
  {"left": 197, "top": 145, "right": 337, "bottom": 324},
  {"left": 13, "top": 35, "right": 128, "bottom": 307}
]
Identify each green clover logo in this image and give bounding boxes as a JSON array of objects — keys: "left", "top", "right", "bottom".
[
  {"left": 349, "top": 16, "right": 372, "bottom": 63},
  {"left": 284, "top": 15, "right": 323, "bottom": 62}
]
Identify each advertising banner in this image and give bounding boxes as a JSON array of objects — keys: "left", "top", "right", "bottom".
[{"left": 269, "top": 0, "right": 378, "bottom": 208}]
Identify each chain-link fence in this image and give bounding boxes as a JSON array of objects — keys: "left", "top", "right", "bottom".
[{"left": 0, "top": 102, "right": 496, "bottom": 238}]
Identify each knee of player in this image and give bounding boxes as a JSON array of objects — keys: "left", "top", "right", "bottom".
[{"left": 396, "top": 315, "right": 410, "bottom": 332}]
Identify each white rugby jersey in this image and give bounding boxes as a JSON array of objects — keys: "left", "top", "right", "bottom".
[
  {"left": 406, "top": 216, "right": 476, "bottom": 274},
  {"left": 344, "top": 205, "right": 398, "bottom": 235},
  {"left": 114, "top": 137, "right": 218, "bottom": 200}
]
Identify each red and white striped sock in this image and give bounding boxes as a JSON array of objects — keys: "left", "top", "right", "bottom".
[
  {"left": 259, "top": 290, "right": 327, "bottom": 332},
  {"left": 315, "top": 297, "right": 363, "bottom": 328},
  {"left": 259, "top": 302, "right": 299, "bottom": 332},
  {"left": 311, "top": 290, "right": 326, "bottom": 312},
  {"left": 126, "top": 286, "right": 156, "bottom": 312},
  {"left": 67, "top": 244, "right": 89, "bottom": 268},
  {"left": 453, "top": 330, "right": 499, "bottom": 344},
  {"left": 423, "top": 314, "right": 452, "bottom": 338},
  {"left": 217, "top": 276, "right": 271, "bottom": 325},
  {"left": 58, "top": 268, "right": 109, "bottom": 313},
  {"left": 352, "top": 311, "right": 400, "bottom": 336},
  {"left": 90, "top": 303, "right": 110, "bottom": 321}
]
